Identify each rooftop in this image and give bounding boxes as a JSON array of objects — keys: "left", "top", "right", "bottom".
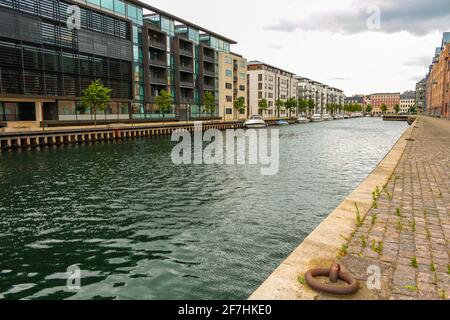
[
  {"left": 132, "top": 0, "right": 237, "bottom": 44},
  {"left": 247, "top": 60, "right": 296, "bottom": 76}
]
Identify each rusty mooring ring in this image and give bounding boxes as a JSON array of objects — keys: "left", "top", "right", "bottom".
[{"left": 305, "top": 263, "right": 359, "bottom": 295}]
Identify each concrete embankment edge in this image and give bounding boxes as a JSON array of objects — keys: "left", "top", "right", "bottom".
[{"left": 249, "top": 121, "right": 416, "bottom": 300}]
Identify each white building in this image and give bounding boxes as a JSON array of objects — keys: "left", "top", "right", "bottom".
[
  {"left": 400, "top": 91, "right": 416, "bottom": 114},
  {"left": 296, "top": 77, "right": 345, "bottom": 114},
  {"left": 247, "top": 61, "right": 298, "bottom": 119}
]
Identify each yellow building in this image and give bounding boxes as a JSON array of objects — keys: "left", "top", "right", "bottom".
[{"left": 218, "top": 52, "right": 248, "bottom": 121}]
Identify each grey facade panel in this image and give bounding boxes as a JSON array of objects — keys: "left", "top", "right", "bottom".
[
  {"left": 0, "top": 10, "right": 17, "bottom": 40},
  {"left": 78, "top": 29, "right": 94, "bottom": 54},
  {"left": 120, "top": 39, "right": 133, "bottom": 61},
  {"left": 93, "top": 33, "right": 108, "bottom": 57},
  {"left": 20, "top": 14, "right": 42, "bottom": 44}
]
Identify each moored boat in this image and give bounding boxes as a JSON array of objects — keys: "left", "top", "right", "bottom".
[
  {"left": 322, "top": 114, "right": 333, "bottom": 121},
  {"left": 275, "top": 120, "right": 289, "bottom": 126},
  {"left": 244, "top": 115, "right": 267, "bottom": 128},
  {"left": 310, "top": 114, "right": 323, "bottom": 122},
  {"left": 296, "top": 116, "right": 310, "bottom": 124}
]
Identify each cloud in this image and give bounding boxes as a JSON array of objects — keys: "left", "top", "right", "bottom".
[
  {"left": 267, "top": 43, "right": 283, "bottom": 50},
  {"left": 403, "top": 55, "right": 432, "bottom": 67},
  {"left": 265, "top": 0, "right": 450, "bottom": 36},
  {"left": 328, "top": 77, "right": 352, "bottom": 81}
]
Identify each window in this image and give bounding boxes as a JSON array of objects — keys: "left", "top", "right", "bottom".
[
  {"left": 258, "top": 74, "right": 262, "bottom": 81},
  {"left": 258, "top": 92, "right": 262, "bottom": 99},
  {"left": 239, "top": 60, "right": 246, "bottom": 68},
  {"left": 114, "top": 0, "right": 126, "bottom": 15},
  {"left": 87, "top": 0, "right": 101, "bottom": 6},
  {"left": 239, "top": 85, "right": 245, "bottom": 91},
  {"left": 258, "top": 83, "right": 262, "bottom": 90},
  {"left": 239, "top": 73, "right": 245, "bottom": 80},
  {"left": 225, "top": 57, "right": 232, "bottom": 64},
  {"left": 226, "top": 96, "right": 232, "bottom": 102},
  {"left": 225, "top": 83, "right": 232, "bottom": 89},
  {"left": 101, "top": 0, "right": 114, "bottom": 11},
  {"left": 225, "top": 69, "right": 232, "bottom": 77},
  {"left": 226, "top": 108, "right": 232, "bottom": 115}
]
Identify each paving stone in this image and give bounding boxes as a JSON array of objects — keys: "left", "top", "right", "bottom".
[{"left": 335, "top": 117, "right": 450, "bottom": 300}]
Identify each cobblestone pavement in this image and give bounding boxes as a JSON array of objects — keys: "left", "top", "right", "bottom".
[{"left": 341, "top": 117, "right": 449, "bottom": 300}]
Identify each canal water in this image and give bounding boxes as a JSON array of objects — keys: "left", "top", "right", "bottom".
[{"left": 0, "top": 118, "right": 408, "bottom": 300}]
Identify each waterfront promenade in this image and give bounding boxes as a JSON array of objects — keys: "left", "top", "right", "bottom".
[{"left": 251, "top": 116, "right": 449, "bottom": 300}]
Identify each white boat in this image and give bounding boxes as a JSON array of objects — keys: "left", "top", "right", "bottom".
[
  {"left": 322, "top": 114, "right": 333, "bottom": 121},
  {"left": 310, "top": 114, "right": 323, "bottom": 122},
  {"left": 343, "top": 115, "right": 350, "bottom": 119},
  {"left": 296, "top": 116, "right": 310, "bottom": 124},
  {"left": 244, "top": 115, "right": 267, "bottom": 128},
  {"left": 334, "top": 115, "right": 344, "bottom": 120}
]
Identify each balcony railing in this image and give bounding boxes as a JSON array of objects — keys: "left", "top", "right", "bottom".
[
  {"left": 203, "top": 69, "right": 215, "bottom": 77},
  {"left": 150, "top": 77, "right": 167, "bottom": 85},
  {"left": 180, "top": 81, "right": 194, "bottom": 88},
  {"left": 203, "top": 84, "right": 215, "bottom": 91},
  {"left": 149, "top": 58, "right": 167, "bottom": 68},
  {"left": 203, "top": 55, "right": 215, "bottom": 63},
  {"left": 180, "top": 97, "right": 194, "bottom": 104},
  {"left": 149, "top": 41, "right": 166, "bottom": 50},
  {"left": 179, "top": 49, "right": 193, "bottom": 57},
  {"left": 179, "top": 65, "right": 193, "bottom": 73}
]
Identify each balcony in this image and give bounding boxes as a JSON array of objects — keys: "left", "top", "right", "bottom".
[
  {"left": 179, "top": 49, "right": 193, "bottom": 57},
  {"left": 180, "top": 96, "right": 194, "bottom": 104},
  {"left": 149, "top": 41, "right": 166, "bottom": 51},
  {"left": 203, "top": 69, "right": 215, "bottom": 77},
  {"left": 149, "top": 58, "right": 167, "bottom": 68},
  {"left": 203, "top": 84, "right": 215, "bottom": 91},
  {"left": 150, "top": 77, "right": 167, "bottom": 86},
  {"left": 203, "top": 55, "right": 215, "bottom": 63},
  {"left": 180, "top": 81, "right": 194, "bottom": 88},
  {"left": 179, "top": 65, "right": 193, "bottom": 73}
]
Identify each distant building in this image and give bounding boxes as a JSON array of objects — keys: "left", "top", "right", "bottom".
[
  {"left": 296, "top": 77, "right": 344, "bottom": 114},
  {"left": 247, "top": 61, "right": 298, "bottom": 119},
  {"left": 400, "top": 91, "right": 416, "bottom": 114},
  {"left": 425, "top": 32, "right": 450, "bottom": 118},
  {"left": 415, "top": 78, "right": 427, "bottom": 113},
  {"left": 370, "top": 93, "right": 401, "bottom": 115}
]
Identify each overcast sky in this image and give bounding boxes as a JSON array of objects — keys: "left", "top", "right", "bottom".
[{"left": 142, "top": 0, "right": 449, "bottom": 96}]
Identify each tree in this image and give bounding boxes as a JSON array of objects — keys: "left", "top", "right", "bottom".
[
  {"left": 258, "top": 98, "right": 268, "bottom": 115},
  {"left": 298, "top": 99, "right": 308, "bottom": 115},
  {"left": 203, "top": 91, "right": 216, "bottom": 115},
  {"left": 275, "top": 99, "right": 284, "bottom": 118},
  {"left": 233, "top": 96, "right": 246, "bottom": 119},
  {"left": 409, "top": 105, "right": 417, "bottom": 115},
  {"left": 381, "top": 103, "right": 388, "bottom": 114},
  {"left": 155, "top": 89, "right": 173, "bottom": 118},
  {"left": 307, "top": 99, "right": 315, "bottom": 115},
  {"left": 366, "top": 104, "right": 372, "bottom": 114},
  {"left": 285, "top": 97, "right": 296, "bottom": 118},
  {"left": 394, "top": 104, "right": 400, "bottom": 114},
  {"left": 81, "top": 79, "right": 111, "bottom": 128}
]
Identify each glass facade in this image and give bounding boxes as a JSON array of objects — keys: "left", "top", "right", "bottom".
[
  {"left": 0, "top": 0, "right": 132, "bottom": 101},
  {"left": 0, "top": 0, "right": 233, "bottom": 122}
]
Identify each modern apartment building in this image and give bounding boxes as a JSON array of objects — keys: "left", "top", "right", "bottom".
[
  {"left": 425, "top": 32, "right": 449, "bottom": 119},
  {"left": 415, "top": 78, "right": 427, "bottom": 113},
  {"left": 0, "top": 0, "right": 237, "bottom": 127},
  {"left": 247, "top": 61, "right": 298, "bottom": 119},
  {"left": 399, "top": 91, "right": 416, "bottom": 114},
  {"left": 369, "top": 93, "right": 401, "bottom": 115},
  {"left": 218, "top": 52, "right": 247, "bottom": 121},
  {"left": 296, "top": 77, "right": 345, "bottom": 114}
]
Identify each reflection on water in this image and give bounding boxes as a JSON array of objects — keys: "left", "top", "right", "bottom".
[{"left": 0, "top": 118, "right": 408, "bottom": 299}]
